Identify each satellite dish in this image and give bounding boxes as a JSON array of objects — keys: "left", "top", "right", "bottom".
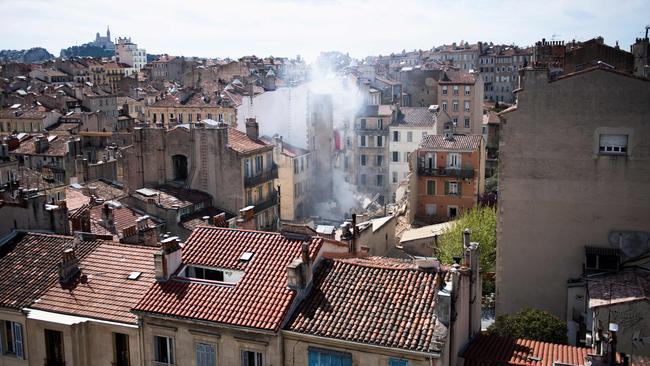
[{"left": 608, "top": 231, "right": 650, "bottom": 258}]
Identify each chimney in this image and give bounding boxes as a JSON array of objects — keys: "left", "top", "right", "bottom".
[
  {"left": 213, "top": 212, "right": 227, "bottom": 227},
  {"left": 58, "top": 247, "right": 80, "bottom": 284},
  {"left": 436, "top": 266, "right": 456, "bottom": 327},
  {"left": 34, "top": 135, "right": 49, "bottom": 154},
  {"left": 245, "top": 118, "right": 259, "bottom": 140},
  {"left": 136, "top": 216, "right": 158, "bottom": 246},
  {"left": 350, "top": 214, "right": 358, "bottom": 254},
  {"left": 154, "top": 237, "right": 182, "bottom": 281},
  {"left": 464, "top": 230, "right": 482, "bottom": 337},
  {"left": 287, "top": 242, "right": 312, "bottom": 291},
  {"left": 236, "top": 206, "right": 256, "bottom": 230},
  {"left": 101, "top": 202, "right": 114, "bottom": 227}
]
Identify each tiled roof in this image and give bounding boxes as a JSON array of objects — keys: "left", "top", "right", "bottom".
[
  {"left": 286, "top": 257, "right": 444, "bottom": 353},
  {"left": 89, "top": 204, "right": 153, "bottom": 236},
  {"left": 393, "top": 107, "right": 435, "bottom": 128},
  {"left": 439, "top": 70, "right": 477, "bottom": 84},
  {"left": 228, "top": 128, "right": 272, "bottom": 154},
  {"left": 131, "top": 184, "right": 210, "bottom": 210},
  {"left": 11, "top": 136, "right": 69, "bottom": 157},
  {"left": 84, "top": 180, "right": 127, "bottom": 201},
  {"left": 180, "top": 207, "right": 236, "bottom": 231},
  {"left": 419, "top": 134, "right": 483, "bottom": 151},
  {"left": 588, "top": 269, "right": 650, "bottom": 308},
  {"left": 356, "top": 104, "right": 393, "bottom": 118},
  {"left": 461, "top": 334, "right": 590, "bottom": 366},
  {"left": 31, "top": 242, "right": 158, "bottom": 324},
  {"left": 0, "top": 232, "right": 102, "bottom": 310},
  {"left": 13, "top": 168, "right": 64, "bottom": 191},
  {"left": 133, "top": 227, "right": 325, "bottom": 331}
]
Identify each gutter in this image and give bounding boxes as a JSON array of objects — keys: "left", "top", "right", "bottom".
[{"left": 282, "top": 330, "right": 442, "bottom": 359}]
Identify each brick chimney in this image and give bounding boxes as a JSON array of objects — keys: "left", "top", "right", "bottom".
[
  {"left": 287, "top": 243, "right": 313, "bottom": 293},
  {"left": 245, "top": 118, "right": 259, "bottom": 140},
  {"left": 236, "top": 206, "right": 256, "bottom": 230},
  {"left": 33, "top": 135, "right": 49, "bottom": 154},
  {"left": 101, "top": 202, "right": 114, "bottom": 228}
]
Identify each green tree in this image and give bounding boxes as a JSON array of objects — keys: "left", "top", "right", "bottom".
[
  {"left": 487, "top": 308, "right": 568, "bottom": 344},
  {"left": 435, "top": 206, "right": 497, "bottom": 273}
]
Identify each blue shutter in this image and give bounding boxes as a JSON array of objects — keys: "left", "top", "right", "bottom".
[{"left": 14, "top": 322, "right": 24, "bottom": 359}]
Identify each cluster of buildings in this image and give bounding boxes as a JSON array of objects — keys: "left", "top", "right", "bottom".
[{"left": 0, "top": 24, "right": 648, "bottom": 365}]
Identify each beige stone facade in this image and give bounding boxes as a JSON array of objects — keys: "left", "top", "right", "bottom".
[
  {"left": 268, "top": 136, "right": 312, "bottom": 222},
  {"left": 496, "top": 67, "right": 650, "bottom": 319},
  {"left": 437, "top": 71, "right": 484, "bottom": 136}
]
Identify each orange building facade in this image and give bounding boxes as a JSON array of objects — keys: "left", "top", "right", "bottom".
[{"left": 414, "top": 134, "right": 485, "bottom": 223}]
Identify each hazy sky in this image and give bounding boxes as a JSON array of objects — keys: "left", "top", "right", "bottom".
[{"left": 1, "top": 0, "right": 648, "bottom": 62}]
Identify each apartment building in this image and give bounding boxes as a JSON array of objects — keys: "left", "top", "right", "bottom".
[
  {"left": 387, "top": 107, "right": 436, "bottom": 201},
  {"left": 437, "top": 70, "right": 484, "bottom": 135},
  {"left": 479, "top": 46, "right": 533, "bottom": 103},
  {"left": 413, "top": 134, "right": 485, "bottom": 223},
  {"left": 115, "top": 37, "right": 146, "bottom": 75},
  {"left": 496, "top": 66, "right": 650, "bottom": 319},
  {"left": 146, "top": 91, "right": 237, "bottom": 128},
  {"left": 263, "top": 136, "right": 312, "bottom": 222},
  {"left": 350, "top": 104, "right": 393, "bottom": 204},
  {"left": 430, "top": 42, "right": 481, "bottom": 71},
  {"left": 123, "top": 118, "right": 279, "bottom": 231}
]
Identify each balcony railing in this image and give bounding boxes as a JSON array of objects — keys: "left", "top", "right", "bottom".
[
  {"left": 418, "top": 167, "right": 475, "bottom": 179},
  {"left": 253, "top": 191, "right": 279, "bottom": 213},
  {"left": 244, "top": 165, "right": 278, "bottom": 187}
]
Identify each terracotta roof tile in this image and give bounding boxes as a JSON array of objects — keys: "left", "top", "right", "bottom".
[
  {"left": 133, "top": 227, "right": 325, "bottom": 331},
  {"left": 11, "top": 136, "right": 70, "bottom": 157},
  {"left": 461, "top": 334, "right": 591, "bottom": 366},
  {"left": 286, "top": 257, "right": 444, "bottom": 353},
  {"left": 419, "top": 134, "right": 483, "bottom": 151},
  {"left": 228, "top": 128, "right": 272, "bottom": 154},
  {"left": 587, "top": 269, "right": 650, "bottom": 308},
  {"left": 393, "top": 107, "right": 435, "bottom": 128},
  {"left": 31, "top": 242, "right": 158, "bottom": 324},
  {"left": 0, "top": 232, "right": 102, "bottom": 310},
  {"left": 439, "top": 70, "right": 477, "bottom": 84}
]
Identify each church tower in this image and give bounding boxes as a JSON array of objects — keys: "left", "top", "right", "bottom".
[{"left": 107, "top": 26, "right": 111, "bottom": 41}]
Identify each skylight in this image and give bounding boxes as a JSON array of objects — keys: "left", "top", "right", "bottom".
[
  {"left": 240, "top": 252, "right": 254, "bottom": 262},
  {"left": 127, "top": 271, "right": 142, "bottom": 280}
]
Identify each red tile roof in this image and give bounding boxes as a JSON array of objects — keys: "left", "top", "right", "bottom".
[
  {"left": 31, "top": 242, "right": 158, "bottom": 324},
  {"left": 228, "top": 128, "right": 273, "bottom": 154},
  {"left": 286, "top": 257, "right": 445, "bottom": 353},
  {"left": 439, "top": 70, "right": 477, "bottom": 85},
  {"left": 419, "top": 134, "right": 483, "bottom": 151},
  {"left": 133, "top": 227, "right": 325, "bottom": 331},
  {"left": 587, "top": 269, "right": 650, "bottom": 308},
  {"left": 393, "top": 107, "right": 435, "bottom": 128},
  {"left": 461, "top": 334, "right": 590, "bottom": 366},
  {"left": 0, "top": 232, "right": 102, "bottom": 310}
]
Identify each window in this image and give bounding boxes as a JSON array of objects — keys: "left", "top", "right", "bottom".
[
  {"left": 452, "top": 101, "right": 459, "bottom": 112},
  {"left": 359, "top": 135, "right": 367, "bottom": 147},
  {"left": 45, "top": 329, "right": 64, "bottom": 365},
  {"left": 464, "top": 85, "right": 471, "bottom": 95},
  {"left": 255, "top": 155, "right": 263, "bottom": 173},
  {"left": 464, "top": 101, "right": 470, "bottom": 112},
  {"left": 442, "top": 101, "right": 447, "bottom": 111},
  {"left": 360, "top": 174, "right": 367, "bottom": 185},
  {"left": 447, "top": 153, "right": 460, "bottom": 168},
  {"left": 187, "top": 266, "right": 225, "bottom": 281},
  {"left": 377, "top": 175, "right": 383, "bottom": 186},
  {"left": 389, "top": 358, "right": 409, "bottom": 366},
  {"left": 113, "top": 333, "right": 130, "bottom": 366},
  {"left": 376, "top": 135, "right": 384, "bottom": 147},
  {"left": 360, "top": 119, "right": 367, "bottom": 129},
  {"left": 197, "top": 113, "right": 201, "bottom": 121},
  {"left": 308, "top": 348, "right": 352, "bottom": 366},
  {"left": 360, "top": 155, "right": 367, "bottom": 166},
  {"left": 392, "top": 151, "right": 399, "bottom": 162},
  {"left": 426, "top": 180, "right": 435, "bottom": 195},
  {"left": 244, "top": 159, "right": 252, "bottom": 178},
  {"left": 393, "top": 131, "right": 400, "bottom": 142},
  {"left": 425, "top": 204, "right": 436, "bottom": 217},
  {"left": 246, "top": 190, "right": 253, "bottom": 206},
  {"left": 196, "top": 343, "right": 217, "bottom": 366},
  {"left": 154, "top": 336, "right": 174, "bottom": 365},
  {"left": 189, "top": 113, "right": 193, "bottom": 122},
  {"left": 241, "top": 350, "right": 263, "bottom": 366},
  {"left": 378, "top": 118, "right": 384, "bottom": 130},
  {"left": 599, "top": 134, "right": 628, "bottom": 155},
  {"left": 294, "top": 160, "right": 299, "bottom": 174},
  {"left": 464, "top": 117, "right": 470, "bottom": 128},
  {"left": 3, "top": 321, "right": 24, "bottom": 359},
  {"left": 207, "top": 113, "right": 212, "bottom": 120},
  {"left": 407, "top": 131, "right": 413, "bottom": 142},
  {"left": 453, "top": 85, "right": 459, "bottom": 95},
  {"left": 442, "top": 86, "right": 448, "bottom": 95},
  {"left": 392, "top": 171, "right": 398, "bottom": 183},
  {"left": 447, "top": 181, "right": 459, "bottom": 195},
  {"left": 377, "top": 155, "right": 383, "bottom": 166}
]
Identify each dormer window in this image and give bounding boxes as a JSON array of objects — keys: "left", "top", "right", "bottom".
[{"left": 187, "top": 266, "right": 224, "bottom": 281}]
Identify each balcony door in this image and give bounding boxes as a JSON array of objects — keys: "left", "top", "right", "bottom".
[{"left": 44, "top": 329, "right": 64, "bottom": 366}]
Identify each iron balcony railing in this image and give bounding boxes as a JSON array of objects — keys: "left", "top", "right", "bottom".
[
  {"left": 244, "top": 165, "right": 278, "bottom": 187},
  {"left": 253, "top": 191, "right": 279, "bottom": 213},
  {"left": 418, "top": 167, "right": 475, "bottom": 179}
]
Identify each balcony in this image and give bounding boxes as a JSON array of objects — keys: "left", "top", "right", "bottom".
[
  {"left": 418, "top": 167, "right": 475, "bottom": 179},
  {"left": 253, "top": 191, "right": 279, "bottom": 214},
  {"left": 244, "top": 165, "right": 278, "bottom": 187}
]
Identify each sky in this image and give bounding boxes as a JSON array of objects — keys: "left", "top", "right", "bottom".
[{"left": 0, "top": 0, "right": 648, "bottom": 62}]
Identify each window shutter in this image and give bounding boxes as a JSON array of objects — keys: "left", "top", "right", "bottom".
[
  {"left": 445, "top": 181, "right": 449, "bottom": 195},
  {"left": 14, "top": 322, "right": 24, "bottom": 359}
]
